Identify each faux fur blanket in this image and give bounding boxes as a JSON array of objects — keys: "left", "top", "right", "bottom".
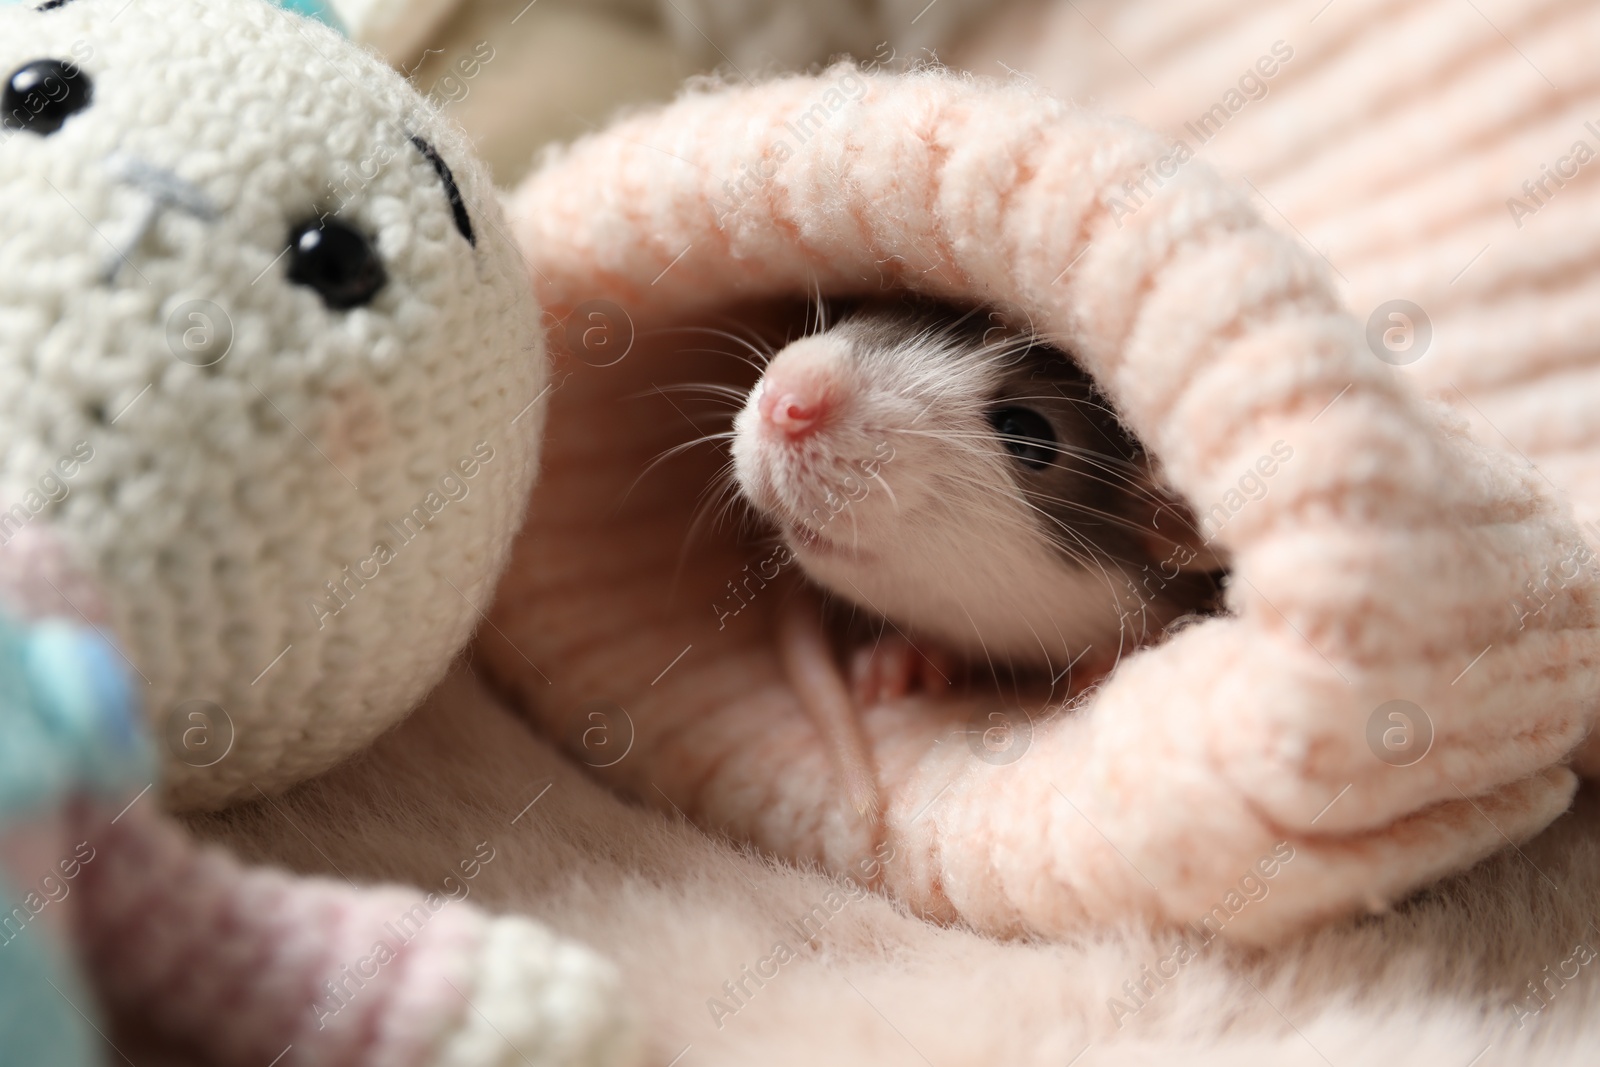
[
  {"left": 195, "top": 670, "right": 1600, "bottom": 1066},
  {"left": 185, "top": 0, "right": 1600, "bottom": 1063}
]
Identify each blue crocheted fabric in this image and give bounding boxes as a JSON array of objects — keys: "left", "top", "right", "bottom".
[
  {"left": 1, "top": 0, "right": 347, "bottom": 32},
  {"left": 0, "top": 614, "right": 151, "bottom": 819},
  {"left": 0, "top": 612, "right": 150, "bottom": 1067},
  {"left": 274, "top": 0, "right": 347, "bottom": 30}
]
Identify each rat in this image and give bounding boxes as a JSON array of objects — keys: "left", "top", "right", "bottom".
[{"left": 730, "top": 297, "right": 1226, "bottom": 817}]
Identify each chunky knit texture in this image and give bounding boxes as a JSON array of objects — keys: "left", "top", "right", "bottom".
[
  {"left": 494, "top": 63, "right": 1600, "bottom": 943},
  {"left": 0, "top": 0, "right": 544, "bottom": 811},
  {"left": 967, "top": 0, "right": 1600, "bottom": 537}
]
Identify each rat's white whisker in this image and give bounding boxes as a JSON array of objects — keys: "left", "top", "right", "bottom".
[
  {"left": 619, "top": 428, "right": 737, "bottom": 509},
  {"left": 650, "top": 324, "right": 776, "bottom": 370},
  {"left": 868, "top": 467, "right": 900, "bottom": 514},
  {"left": 639, "top": 380, "right": 757, "bottom": 403}
]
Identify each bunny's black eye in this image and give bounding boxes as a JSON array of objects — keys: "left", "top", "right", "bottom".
[
  {"left": 988, "top": 406, "right": 1058, "bottom": 470},
  {"left": 286, "top": 218, "right": 387, "bottom": 310},
  {"left": 2, "top": 59, "right": 93, "bottom": 136}
]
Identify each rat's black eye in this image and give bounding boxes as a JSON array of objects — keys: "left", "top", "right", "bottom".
[
  {"left": 989, "top": 406, "right": 1058, "bottom": 470},
  {"left": 286, "top": 218, "right": 387, "bottom": 310},
  {"left": 2, "top": 59, "right": 93, "bottom": 136}
]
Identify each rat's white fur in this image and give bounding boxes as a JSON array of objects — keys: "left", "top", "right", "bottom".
[{"left": 732, "top": 316, "right": 1146, "bottom": 672}]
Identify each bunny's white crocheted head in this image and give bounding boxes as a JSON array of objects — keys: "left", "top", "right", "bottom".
[{"left": 0, "top": 0, "right": 545, "bottom": 808}]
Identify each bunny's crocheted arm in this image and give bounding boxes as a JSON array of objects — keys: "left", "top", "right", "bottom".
[
  {"left": 75, "top": 801, "right": 632, "bottom": 1067},
  {"left": 0, "top": 606, "right": 632, "bottom": 1067}
]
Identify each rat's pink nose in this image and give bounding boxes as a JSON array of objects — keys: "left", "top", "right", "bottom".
[
  {"left": 755, "top": 336, "right": 847, "bottom": 441},
  {"left": 758, "top": 379, "right": 830, "bottom": 438}
]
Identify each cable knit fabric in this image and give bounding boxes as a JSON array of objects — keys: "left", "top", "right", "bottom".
[
  {"left": 0, "top": 0, "right": 544, "bottom": 810},
  {"left": 494, "top": 61, "right": 1600, "bottom": 944},
  {"left": 954, "top": 0, "right": 1600, "bottom": 762},
  {"left": 962, "top": 0, "right": 1600, "bottom": 529}
]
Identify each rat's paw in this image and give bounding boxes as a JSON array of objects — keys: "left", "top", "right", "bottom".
[
  {"left": 433, "top": 917, "right": 639, "bottom": 1067},
  {"left": 849, "top": 634, "right": 955, "bottom": 707}
]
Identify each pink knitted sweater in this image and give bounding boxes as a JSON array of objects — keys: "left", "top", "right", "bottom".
[{"left": 491, "top": 24, "right": 1600, "bottom": 943}]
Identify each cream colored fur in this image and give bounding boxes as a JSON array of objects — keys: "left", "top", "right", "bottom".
[{"left": 188, "top": 669, "right": 1600, "bottom": 1066}]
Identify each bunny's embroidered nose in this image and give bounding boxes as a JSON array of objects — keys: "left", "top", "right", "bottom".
[
  {"left": 108, "top": 156, "right": 218, "bottom": 221},
  {"left": 2, "top": 59, "right": 93, "bottom": 137},
  {"left": 101, "top": 156, "right": 219, "bottom": 283}
]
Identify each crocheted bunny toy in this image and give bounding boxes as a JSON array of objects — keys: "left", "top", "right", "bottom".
[
  {"left": 0, "top": 0, "right": 544, "bottom": 811},
  {"left": 0, "top": 0, "right": 634, "bottom": 1063}
]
